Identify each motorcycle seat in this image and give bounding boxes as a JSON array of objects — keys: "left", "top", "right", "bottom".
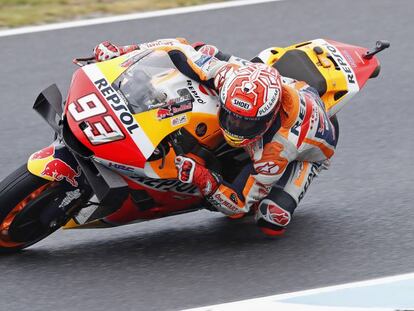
[{"left": 272, "top": 49, "right": 327, "bottom": 96}]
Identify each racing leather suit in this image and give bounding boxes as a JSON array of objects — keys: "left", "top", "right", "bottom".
[{"left": 109, "top": 38, "right": 338, "bottom": 230}]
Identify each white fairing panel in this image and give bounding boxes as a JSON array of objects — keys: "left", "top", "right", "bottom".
[{"left": 313, "top": 39, "right": 360, "bottom": 116}]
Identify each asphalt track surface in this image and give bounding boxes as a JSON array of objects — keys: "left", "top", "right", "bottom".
[{"left": 0, "top": 0, "right": 413, "bottom": 310}]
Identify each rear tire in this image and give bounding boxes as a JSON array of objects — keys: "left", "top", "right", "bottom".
[{"left": 0, "top": 164, "right": 80, "bottom": 253}]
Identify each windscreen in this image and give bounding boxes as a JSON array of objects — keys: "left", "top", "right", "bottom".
[{"left": 113, "top": 50, "right": 177, "bottom": 114}]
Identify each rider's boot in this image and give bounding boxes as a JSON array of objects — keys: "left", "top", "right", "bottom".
[
  {"left": 255, "top": 188, "right": 296, "bottom": 236},
  {"left": 255, "top": 160, "right": 330, "bottom": 236}
]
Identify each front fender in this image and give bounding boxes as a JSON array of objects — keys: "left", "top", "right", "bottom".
[{"left": 27, "top": 141, "right": 81, "bottom": 187}]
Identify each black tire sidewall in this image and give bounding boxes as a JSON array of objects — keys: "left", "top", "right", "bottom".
[{"left": 0, "top": 164, "right": 50, "bottom": 252}]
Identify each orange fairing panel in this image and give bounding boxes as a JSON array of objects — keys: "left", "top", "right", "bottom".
[{"left": 184, "top": 112, "right": 223, "bottom": 149}]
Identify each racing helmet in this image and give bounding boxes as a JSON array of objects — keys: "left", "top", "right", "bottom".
[{"left": 217, "top": 63, "right": 282, "bottom": 147}]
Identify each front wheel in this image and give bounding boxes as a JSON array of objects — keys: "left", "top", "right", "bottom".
[{"left": 0, "top": 164, "right": 86, "bottom": 253}]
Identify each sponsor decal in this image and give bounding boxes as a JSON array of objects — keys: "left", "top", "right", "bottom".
[
  {"left": 108, "top": 162, "right": 135, "bottom": 172},
  {"left": 170, "top": 102, "right": 192, "bottom": 114},
  {"left": 232, "top": 98, "right": 252, "bottom": 110},
  {"left": 156, "top": 96, "right": 193, "bottom": 120},
  {"left": 291, "top": 94, "right": 307, "bottom": 136},
  {"left": 324, "top": 44, "right": 356, "bottom": 85},
  {"left": 195, "top": 123, "right": 207, "bottom": 137},
  {"left": 317, "top": 107, "right": 330, "bottom": 136},
  {"left": 205, "top": 57, "right": 220, "bottom": 72},
  {"left": 195, "top": 55, "right": 212, "bottom": 67},
  {"left": 131, "top": 177, "right": 199, "bottom": 195},
  {"left": 257, "top": 102, "right": 273, "bottom": 116},
  {"left": 41, "top": 159, "right": 81, "bottom": 187},
  {"left": 143, "top": 40, "right": 174, "bottom": 48},
  {"left": 93, "top": 78, "right": 140, "bottom": 135},
  {"left": 211, "top": 193, "right": 239, "bottom": 213},
  {"left": 156, "top": 106, "right": 174, "bottom": 119},
  {"left": 268, "top": 204, "right": 291, "bottom": 226},
  {"left": 83, "top": 65, "right": 155, "bottom": 159},
  {"left": 59, "top": 189, "right": 82, "bottom": 209},
  {"left": 257, "top": 89, "right": 279, "bottom": 117},
  {"left": 171, "top": 114, "right": 188, "bottom": 127},
  {"left": 187, "top": 80, "right": 207, "bottom": 104},
  {"left": 31, "top": 145, "right": 55, "bottom": 160},
  {"left": 298, "top": 163, "right": 320, "bottom": 202},
  {"left": 170, "top": 94, "right": 193, "bottom": 105},
  {"left": 157, "top": 108, "right": 173, "bottom": 119},
  {"left": 255, "top": 162, "right": 280, "bottom": 175},
  {"left": 342, "top": 50, "right": 357, "bottom": 68}
]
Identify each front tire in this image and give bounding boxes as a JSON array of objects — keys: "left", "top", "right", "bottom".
[{"left": 0, "top": 164, "right": 81, "bottom": 253}]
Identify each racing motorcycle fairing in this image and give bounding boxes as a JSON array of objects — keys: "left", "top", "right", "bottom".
[
  {"left": 257, "top": 38, "right": 383, "bottom": 116},
  {"left": 27, "top": 142, "right": 81, "bottom": 187},
  {"left": 32, "top": 83, "right": 63, "bottom": 135},
  {"left": 28, "top": 82, "right": 130, "bottom": 206},
  {"left": 28, "top": 141, "right": 129, "bottom": 209},
  {"left": 56, "top": 50, "right": 222, "bottom": 229},
  {"left": 64, "top": 49, "right": 221, "bottom": 180},
  {"left": 62, "top": 162, "right": 204, "bottom": 229},
  {"left": 28, "top": 84, "right": 80, "bottom": 185}
]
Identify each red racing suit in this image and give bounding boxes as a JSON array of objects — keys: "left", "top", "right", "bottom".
[{"left": 131, "top": 38, "right": 338, "bottom": 224}]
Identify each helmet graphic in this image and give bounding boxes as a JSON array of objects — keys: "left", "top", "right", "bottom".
[{"left": 217, "top": 63, "right": 282, "bottom": 147}]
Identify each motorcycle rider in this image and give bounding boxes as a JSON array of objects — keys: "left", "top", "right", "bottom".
[{"left": 93, "top": 38, "right": 338, "bottom": 236}]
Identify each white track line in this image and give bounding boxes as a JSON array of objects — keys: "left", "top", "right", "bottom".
[
  {"left": 255, "top": 271, "right": 414, "bottom": 300},
  {"left": 183, "top": 272, "right": 414, "bottom": 310},
  {"left": 0, "top": 0, "right": 285, "bottom": 38}
]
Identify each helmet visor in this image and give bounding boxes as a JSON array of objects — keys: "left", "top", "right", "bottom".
[{"left": 218, "top": 107, "right": 272, "bottom": 139}]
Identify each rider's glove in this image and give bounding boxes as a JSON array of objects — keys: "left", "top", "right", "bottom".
[
  {"left": 93, "top": 41, "right": 138, "bottom": 62},
  {"left": 175, "top": 156, "right": 220, "bottom": 196}
]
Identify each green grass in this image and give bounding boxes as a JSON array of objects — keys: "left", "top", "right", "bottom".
[{"left": 0, "top": 0, "right": 225, "bottom": 28}]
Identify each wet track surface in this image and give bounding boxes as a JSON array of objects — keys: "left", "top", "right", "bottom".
[{"left": 0, "top": 0, "right": 413, "bottom": 310}]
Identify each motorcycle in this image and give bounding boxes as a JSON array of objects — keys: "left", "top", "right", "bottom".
[{"left": 0, "top": 38, "right": 389, "bottom": 252}]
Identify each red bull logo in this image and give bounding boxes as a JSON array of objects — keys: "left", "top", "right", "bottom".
[
  {"left": 157, "top": 107, "right": 173, "bottom": 120},
  {"left": 268, "top": 204, "right": 291, "bottom": 226},
  {"left": 31, "top": 145, "right": 55, "bottom": 160},
  {"left": 41, "top": 159, "right": 81, "bottom": 187}
]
